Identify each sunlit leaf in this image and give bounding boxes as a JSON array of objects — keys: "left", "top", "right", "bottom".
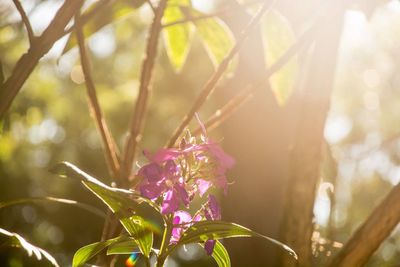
[
  {"left": 201, "top": 240, "right": 231, "bottom": 267},
  {"left": 170, "top": 221, "right": 297, "bottom": 260},
  {"left": 120, "top": 215, "right": 153, "bottom": 257},
  {"left": 262, "top": 10, "right": 298, "bottom": 106},
  {"left": 0, "top": 196, "right": 105, "bottom": 218},
  {"left": 62, "top": 0, "right": 145, "bottom": 56},
  {"left": 0, "top": 228, "right": 59, "bottom": 267},
  {"left": 51, "top": 162, "right": 158, "bottom": 258},
  {"left": 50, "top": 161, "right": 153, "bottom": 213},
  {"left": 193, "top": 13, "right": 234, "bottom": 67},
  {"left": 72, "top": 237, "right": 122, "bottom": 267},
  {"left": 163, "top": 0, "right": 194, "bottom": 72},
  {"left": 107, "top": 239, "right": 139, "bottom": 255}
]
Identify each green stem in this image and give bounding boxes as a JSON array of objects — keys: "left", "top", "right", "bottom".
[{"left": 156, "top": 218, "right": 173, "bottom": 267}]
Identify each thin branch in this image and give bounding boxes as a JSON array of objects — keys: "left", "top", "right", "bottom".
[
  {"left": 121, "top": 0, "right": 168, "bottom": 182},
  {"left": 328, "top": 182, "right": 400, "bottom": 267},
  {"left": 192, "top": 85, "right": 253, "bottom": 136},
  {"left": 165, "top": 0, "right": 276, "bottom": 148},
  {"left": 0, "top": 0, "right": 84, "bottom": 120},
  {"left": 146, "top": 0, "right": 156, "bottom": 14},
  {"left": 75, "top": 12, "right": 121, "bottom": 180},
  {"left": 12, "top": 0, "right": 35, "bottom": 45},
  {"left": 64, "top": 0, "right": 112, "bottom": 35}
]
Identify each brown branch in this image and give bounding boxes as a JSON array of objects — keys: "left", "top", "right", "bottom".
[
  {"left": 0, "top": 0, "right": 84, "bottom": 120},
  {"left": 75, "top": 12, "right": 121, "bottom": 180},
  {"left": 165, "top": 0, "right": 276, "bottom": 148},
  {"left": 328, "top": 183, "right": 400, "bottom": 267},
  {"left": 64, "top": 0, "right": 113, "bottom": 35},
  {"left": 192, "top": 86, "right": 253, "bottom": 136},
  {"left": 121, "top": 0, "right": 168, "bottom": 182},
  {"left": 12, "top": 0, "right": 35, "bottom": 45}
]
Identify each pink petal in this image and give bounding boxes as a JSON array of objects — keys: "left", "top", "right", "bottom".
[{"left": 196, "top": 179, "right": 211, "bottom": 197}]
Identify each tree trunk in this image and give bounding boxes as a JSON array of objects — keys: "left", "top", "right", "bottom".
[{"left": 279, "top": 4, "right": 346, "bottom": 267}]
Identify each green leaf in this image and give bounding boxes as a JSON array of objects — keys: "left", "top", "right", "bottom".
[
  {"left": 170, "top": 221, "right": 297, "bottom": 260},
  {"left": 262, "top": 10, "right": 298, "bottom": 106},
  {"left": 107, "top": 239, "right": 139, "bottom": 255},
  {"left": 120, "top": 216, "right": 153, "bottom": 257},
  {"left": 194, "top": 14, "right": 234, "bottom": 67},
  {"left": 163, "top": 1, "right": 194, "bottom": 72},
  {"left": 50, "top": 161, "right": 153, "bottom": 213},
  {"left": 201, "top": 241, "right": 231, "bottom": 267},
  {"left": 72, "top": 237, "right": 121, "bottom": 267},
  {"left": 62, "top": 0, "right": 145, "bottom": 56},
  {"left": 0, "top": 228, "right": 59, "bottom": 267},
  {"left": 0, "top": 196, "right": 105, "bottom": 218},
  {"left": 50, "top": 162, "right": 157, "bottom": 258}
]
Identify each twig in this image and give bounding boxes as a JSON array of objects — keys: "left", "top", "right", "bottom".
[
  {"left": 75, "top": 12, "right": 121, "bottom": 180},
  {"left": 121, "top": 0, "right": 168, "bottom": 182},
  {"left": 146, "top": 0, "right": 156, "bottom": 14},
  {"left": 328, "top": 183, "right": 400, "bottom": 267},
  {"left": 0, "top": 0, "right": 84, "bottom": 120},
  {"left": 12, "top": 0, "right": 35, "bottom": 45},
  {"left": 165, "top": 0, "right": 276, "bottom": 148},
  {"left": 64, "top": 0, "right": 113, "bottom": 35},
  {"left": 192, "top": 85, "right": 254, "bottom": 136}
]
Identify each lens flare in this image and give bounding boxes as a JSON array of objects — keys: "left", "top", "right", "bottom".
[{"left": 125, "top": 253, "right": 139, "bottom": 267}]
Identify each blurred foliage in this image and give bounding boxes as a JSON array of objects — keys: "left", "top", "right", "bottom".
[{"left": 0, "top": 0, "right": 400, "bottom": 266}]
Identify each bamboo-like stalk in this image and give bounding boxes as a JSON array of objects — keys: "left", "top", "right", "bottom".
[
  {"left": 0, "top": 0, "right": 84, "bottom": 120},
  {"left": 12, "top": 0, "right": 35, "bottom": 45},
  {"left": 75, "top": 13, "right": 121, "bottom": 181},
  {"left": 165, "top": 0, "right": 276, "bottom": 148},
  {"left": 121, "top": 0, "right": 168, "bottom": 182},
  {"left": 328, "top": 183, "right": 400, "bottom": 267}
]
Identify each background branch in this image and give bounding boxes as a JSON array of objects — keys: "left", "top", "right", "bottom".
[
  {"left": 75, "top": 12, "right": 121, "bottom": 181},
  {"left": 0, "top": 0, "right": 84, "bottom": 120},
  {"left": 121, "top": 0, "right": 168, "bottom": 182},
  {"left": 166, "top": 0, "right": 276, "bottom": 148},
  {"left": 328, "top": 183, "right": 400, "bottom": 267},
  {"left": 12, "top": 0, "right": 35, "bottom": 45}
]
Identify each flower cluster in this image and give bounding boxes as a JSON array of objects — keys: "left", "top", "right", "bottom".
[{"left": 136, "top": 131, "right": 234, "bottom": 254}]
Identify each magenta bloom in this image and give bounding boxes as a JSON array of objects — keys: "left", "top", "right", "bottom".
[{"left": 138, "top": 159, "right": 190, "bottom": 214}]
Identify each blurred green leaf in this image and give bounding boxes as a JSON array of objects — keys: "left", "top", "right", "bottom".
[
  {"left": 120, "top": 215, "right": 153, "bottom": 257},
  {"left": 262, "top": 10, "right": 298, "bottom": 106},
  {"left": 193, "top": 12, "right": 234, "bottom": 67},
  {"left": 107, "top": 239, "right": 139, "bottom": 255},
  {"left": 72, "top": 236, "right": 123, "bottom": 267},
  {"left": 62, "top": 0, "right": 145, "bottom": 56},
  {"left": 0, "top": 228, "right": 59, "bottom": 267},
  {"left": 170, "top": 221, "right": 297, "bottom": 260},
  {"left": 202, "top": 240, "right": 231, "bottom": 267},
  {"left": 163, "top": 0, "right": 194, "bottom": 72},
  {"left": 0, "top": 196, "right": 105, "bottom": 218}
]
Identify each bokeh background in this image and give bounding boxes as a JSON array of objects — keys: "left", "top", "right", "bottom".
[{"left": 1, "top": 0, "right": 400, "bottom": 266}]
